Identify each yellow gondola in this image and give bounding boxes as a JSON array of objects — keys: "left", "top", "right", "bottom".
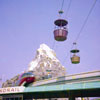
[{"left": 70, "top": 43, "right": 80, "bottom": 64}]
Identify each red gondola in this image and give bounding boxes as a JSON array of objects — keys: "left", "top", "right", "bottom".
[{"left": 53, "top": 11, "right": 68, "bottom": 41}]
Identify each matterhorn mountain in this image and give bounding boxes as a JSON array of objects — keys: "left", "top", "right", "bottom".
[
  {"left": 2, "top": 44, "right": 66, "bottom": 87},
  {"left": 28, "top": 44, "right": 66, "bottom": 80}
]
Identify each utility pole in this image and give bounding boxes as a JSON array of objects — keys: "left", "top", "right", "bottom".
[{"left": 0, "top": 77, "right": 2, "bottom": 88}]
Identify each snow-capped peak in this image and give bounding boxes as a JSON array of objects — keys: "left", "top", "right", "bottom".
[
  {"left": 27, "top": 44, "right": 66, "bottom": 78},
  {"left": 37, "top": 44, "right": 57, "bottom": 59}
]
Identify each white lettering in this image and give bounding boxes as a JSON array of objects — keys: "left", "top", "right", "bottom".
[{"left": 0, "top": 86, "right": 25, "bottom": 94}]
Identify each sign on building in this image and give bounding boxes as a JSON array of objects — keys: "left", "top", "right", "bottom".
[{"left": 0, "top": 86, "right": 25, "bottom": 94}]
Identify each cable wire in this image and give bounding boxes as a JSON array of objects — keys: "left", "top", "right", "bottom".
[
  {"left": 74, "top": 0, "right": 98, "bottom": 43},
  {"left": 52, "top": 40, "right": 56, "bottom": 49},
  {"left": 60, "top": 0, "right": 65, "bottom": 11},
  {"left": 65, "top": 0, "right": 72, "bottom": 18}
]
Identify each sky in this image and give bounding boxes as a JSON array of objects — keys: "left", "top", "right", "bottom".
[{"left": 0, "top": 0, "right": 100, "bottom": 86}]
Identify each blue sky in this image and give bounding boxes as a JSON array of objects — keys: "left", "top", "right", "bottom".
[{"left": 0, "top": 0, "right": 100, "bottom": 85}]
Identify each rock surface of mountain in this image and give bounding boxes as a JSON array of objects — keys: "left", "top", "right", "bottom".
[
  {"left": 2, "top": 75, "right": 19, "bottom": 87},
  {"left": 28, "top": 44, "right": 66, "bottom": 80}
]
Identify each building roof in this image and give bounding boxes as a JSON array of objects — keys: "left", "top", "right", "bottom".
[{"left": 0, "top": 70, "right": 100, "bottom": 98}]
